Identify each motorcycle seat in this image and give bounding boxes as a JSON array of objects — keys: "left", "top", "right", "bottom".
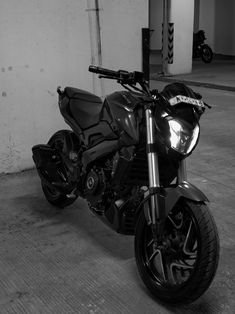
[
  {"left": 64, "top": 87, "right": 103, "bottom": 129},
  {"left": 65, "top": 87, "right": 101, "bottom": 103}
]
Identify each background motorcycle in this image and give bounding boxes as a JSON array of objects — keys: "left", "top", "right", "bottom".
[
  {"left": 193, "top": 30, "right": 213, "bottom": 63},
  {"left": 32, "top": 66, "right": 219, "bottom": 304}
]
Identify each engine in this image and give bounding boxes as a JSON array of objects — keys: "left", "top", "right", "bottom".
[
  {"left": 84, "top": 153, "right": 146, "bottom": 234},
  {"left": 84, "top": 162, "right": 112, "bottom": 213},
  {"left": 84, "top": 149, "right": 147, "bottom": 217}
]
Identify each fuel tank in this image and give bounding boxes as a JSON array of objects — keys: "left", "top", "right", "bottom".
[{"left": 103, "top": 91, "right": 143, "bottom": 146}]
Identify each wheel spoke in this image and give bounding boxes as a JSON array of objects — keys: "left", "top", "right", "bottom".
[
  {"left": 161, "top": 251, "right": 176, "bottom": 285},
  {"left": 156, "top": 250, "right": 167, "bottom": 282},
  {"left": 182, "top": 221, "right": 197, "bottom": 257},
  {"left": 169, "top": 260, "right": 193, "bottom": 284},
  {"left": 168, "top": 215, "right": 183, "bottom": 229},
  {"left": 147, "top": 248, "right": 172, "bottom": 283},
  {"left": 147, "top": 238, "right": 154, "bottom": 248},
  {"left": 170, "top": 260, "right": 194, "bottom": 270},
  {"left": 148, "top": 249, "right": 160, "bottom": 263},
  {"left": 57, "top": 170, "right": 66, "bottom": 182}
]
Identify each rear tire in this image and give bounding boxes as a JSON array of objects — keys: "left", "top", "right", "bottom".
[
  {"left": 201, "top": 45, "right": 213, "bottom": 63},
  {"left": 41, "top": 130, "right": 79, "bottom": 208},
  {"left": 135, "top": 200, "right": 219, "bottom": 304}
]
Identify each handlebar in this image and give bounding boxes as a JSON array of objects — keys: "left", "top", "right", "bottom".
[{"left": 88, "top": 65, "right": 146, "bottom": 86}]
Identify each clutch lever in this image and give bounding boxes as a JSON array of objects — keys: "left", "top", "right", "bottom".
[
  {"left": 98, "top": 75, "right": 117, "bottom": 80},
  {"left": 98, "top": 74, "right": 134, "bottom": 85}
]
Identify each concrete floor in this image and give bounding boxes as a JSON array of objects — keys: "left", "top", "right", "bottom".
[
  {"left": 0, "top": 86, "right": 235, "bottom": 313},
  {"left": 150, "top": 51, "right": 235, "bottom": 91}
]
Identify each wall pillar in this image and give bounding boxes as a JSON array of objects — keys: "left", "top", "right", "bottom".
[
  {"left": 162, "top": 0, "right": 195, "bottom": 75},
  {"left": 87, "top": 0, "right": 105, "bottom": 97}
]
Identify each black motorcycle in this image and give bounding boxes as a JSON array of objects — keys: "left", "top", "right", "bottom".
[
  {"left": 193, "top": 30, "right": 213, "bottom": 63},
  {"left": 32, "top": 66, "right": 219, "bottom": 304}
]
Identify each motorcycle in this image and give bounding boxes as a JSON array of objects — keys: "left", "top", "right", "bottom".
[
  {"left": 32, "top": 66, "right": 219, "bottom": 304},
  {"left": 193, "top": 30, "right": 213, "bottom": 63}
]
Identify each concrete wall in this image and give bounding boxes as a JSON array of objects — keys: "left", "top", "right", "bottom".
[
  {"left": 199, "top": 0, "right": 235, "bottom": 55},
  {"left": 149, "top": 0, "right": 163, "bottom": 50},
  {"left": 0, "top": 0, "right": 148, "bottom": 174},
  {"left": 198, "top": 0, "right": 215, "bottom": 51},
  {"left": 194, "top": 0, "right": 200, "bottom": 32},
  {"left": 166, "top": 0, "right": 194, "bottom": 75},
  {"left": 99, "top": 0, "right": 148, "bottom": 94},
  {"left": 214, "top": 0, "right": 235, "bottom": 55},
  {"left": 0, "top": 0, "right": 92, "bottom": 174}
]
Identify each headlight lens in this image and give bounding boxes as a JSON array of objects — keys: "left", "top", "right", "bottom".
[{"left": 168, "top": 119, "right": 200, "bottom": 155}]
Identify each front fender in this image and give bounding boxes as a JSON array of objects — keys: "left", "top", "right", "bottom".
[
  {"left": 164, "top": 181, "right": 209, "bottom": 215},
  {"left": 139, "top": 181, "right": 208, "bottom": 224}
]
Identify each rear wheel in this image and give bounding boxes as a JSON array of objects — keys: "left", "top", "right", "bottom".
[
  {"left": 201, "top": 45, "right": 213, "bottom": 63},
  {"left": 41, "top": 130, "right": 79, "bottom": 208},
  {"left": 135, "top": 200, "right": 219, "bottom": 304}
]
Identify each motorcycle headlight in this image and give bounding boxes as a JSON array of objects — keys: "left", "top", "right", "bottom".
[{"left": 168, "top": 119, "right": 200, "bottom": 155}]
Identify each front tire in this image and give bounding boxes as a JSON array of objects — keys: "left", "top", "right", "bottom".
[{"left": 135, "top": 200, "right": 219, "bottom": 304}]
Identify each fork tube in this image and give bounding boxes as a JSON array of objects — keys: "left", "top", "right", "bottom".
[
  {"left": 146, "top": 108, "right": 160, "bottom": 188},
  {"left": 178, "top": 159, "right": 187, "bottom": 183},
  {"left": 145, "top": 108, "right": 160, "bottom": 226}
]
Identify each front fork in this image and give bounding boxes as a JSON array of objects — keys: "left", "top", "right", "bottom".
[
  {"left": 145, "top": 107, "right": 187, "bottom": 246},
  {"left": 145, "top": 107, "right": 163, "bottom": 246}
]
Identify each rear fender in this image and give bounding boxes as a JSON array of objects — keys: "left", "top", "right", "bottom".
[
  {"left": 32, "top": 144, "right": 58, "bottom": 170},
  {"left": 32, "top": 144, "right": 63, "bottom": 188},
  {"left": 32, "top": 142, "right": 78, "bottom": 194}
]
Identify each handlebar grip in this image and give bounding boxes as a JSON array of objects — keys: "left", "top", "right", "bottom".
[
  {"left": 88, "top": 65, "right": 99, "bottom": 73},
  {"left": 88, "top": 65, "right": 119, "bottom": 77}
]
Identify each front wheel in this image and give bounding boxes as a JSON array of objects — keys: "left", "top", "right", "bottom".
[
  {"left": 201, "top": 45, "right": 213, "bottom": 63},
  {"left": 135, "top": 200, "right": 219, "bottom": 304}
]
